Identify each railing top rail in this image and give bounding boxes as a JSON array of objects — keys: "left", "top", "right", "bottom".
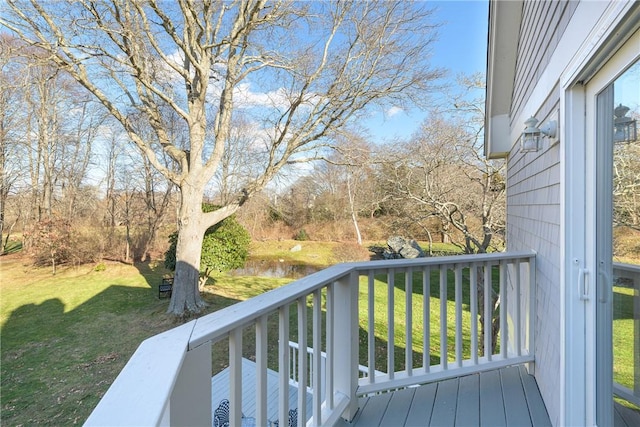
[
  {"left": 613, "top": 262, "right": 640, "bottom": 274},
  {"left": 189, "top": 250, "right": 536, "bottom": 349},
  {"left": 189, "top": 264, "right": 354, "bottom": 348},
  {"left": 347, "top": 250, "right": 536, "bottom": 272}
]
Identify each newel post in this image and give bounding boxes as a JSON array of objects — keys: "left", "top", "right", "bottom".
[
  {"left": 169, "top": 342, "right": 212, "bottom": 426},
  {"left": 333, "top": 271, "right": 359, "bottom": 421}
]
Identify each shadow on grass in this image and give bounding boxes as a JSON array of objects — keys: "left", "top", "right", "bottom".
[
  {"left": 358, "top": 326, "right": 441, "bottom": 374},
  {"left": 613, "top": 288, "right": 638, "bottom": 320},
  {"left": 133, "top": 260, "right": 170, "bottom": 290},
  {"left": 0, "top": 277, "right": 243, "bottom": 426}
]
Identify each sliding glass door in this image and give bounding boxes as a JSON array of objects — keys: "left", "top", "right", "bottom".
[{"left": 594, "top": 57, "right": 639, "bottom": 427}]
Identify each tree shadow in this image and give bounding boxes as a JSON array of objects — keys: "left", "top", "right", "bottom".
[
  {"left": 132, "top": 260, "right": 171, "bottom": 291},
  {"left": 0, "top": 279, "right": 243, "bottom": 426},
  {"left": 613, "top": 288, "right": 637, "bottom": 320},
  {"left": 358, "top": 326, "right": 440, "bottom": 374}
]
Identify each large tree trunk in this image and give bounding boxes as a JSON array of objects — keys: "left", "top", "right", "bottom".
[
  {"left": 167, "top": 183, "right": 207, "bottom": 316},
  {"left": 476, "top": 267, "right": 500, "bottom": 355}
]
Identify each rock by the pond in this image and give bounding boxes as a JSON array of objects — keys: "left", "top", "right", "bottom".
[
  {"left": 387, "top": 236, "right": 406, "bottom": 253},
  {"left": 290, "top": 244, "right": 302, "bottom": 252},
  {"left": 384, "top": 236, "right": 425, "bottom": 259}
]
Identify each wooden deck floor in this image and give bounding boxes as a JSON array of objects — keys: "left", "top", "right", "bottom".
[
  {"left": 344, "top": 365, "right": 550, "bottom": 427},
  {"left": 212, "top": 361, "right": 640, "bottom": 427},
  {"left": 211, "top": 358, "right": 313, "bottom": 426},
  {"left": 615, "top": 401, "right": 640, "bottom": 427}
]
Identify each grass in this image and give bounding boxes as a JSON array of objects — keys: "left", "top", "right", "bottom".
[
  {"left": 613, "top": 285, "right": 639, "bottom": 409},
  {"left": 248, "top": 240, "right": 340, "bottom": 266},
  {"left": 0, "top": 241, "right": 344, "bottom": 425},
  {"left": 0, "top": 257, "right": 178, "bottom": 425},
  {"left": 357, "top": 268, "right": 497, "bottom": 372}
]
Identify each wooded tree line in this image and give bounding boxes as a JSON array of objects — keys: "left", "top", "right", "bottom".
[
  {"left": 1, "top": 34, "right": 174, "bottom": 266},
  {"left": 2, "top": 0, "right": 452, "bottom": 315},
  {"left": 1, "top": 29, "right": 505, "bottom": 266}
]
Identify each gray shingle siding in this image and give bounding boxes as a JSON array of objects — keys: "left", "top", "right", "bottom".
[
  {"left": 507, "top": 141, "right": 562, "bottom": 425},
  {"left": 505, "top": 3, "right": 579, "bottom": 421},
  {"left": 512, "top": 1, "right": 577, "bottom": 125}
]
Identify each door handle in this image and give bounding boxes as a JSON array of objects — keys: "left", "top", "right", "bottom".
[
  {"left": 598, "top": 265, "right": 610, "bottom": 303},
  {"left": 579, "top": 268, "right": 589, "bottom": 300}
]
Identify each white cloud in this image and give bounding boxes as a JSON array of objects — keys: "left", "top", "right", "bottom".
[
  {"left": 233, "top": 83, "right": 289, "bottom": 109},
  {"left": 386, "top": 106, "right": 404, "bottom": 118}
]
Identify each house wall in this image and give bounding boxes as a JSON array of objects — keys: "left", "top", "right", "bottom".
[
  {"left": 507, "top": 2, "right": 576, "bottom": 425},
  {"left": 511, "top": 1, "right": 578, "bottom": 126},
  {"left": 492, "top": 0, "right": 638, "bottom": 424},
  {"left": 506, "top": 106, "right": 562, "bottom": 425}
]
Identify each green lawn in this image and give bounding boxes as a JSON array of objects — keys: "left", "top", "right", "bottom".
[
  {"left": 0, "top": 257, "right": 177, "bottom": 425},
  {"left": 0, "top": 242, "right": 338, "bottom": 425},
  {"left": 614, "top": 285, "right": 638, "bottom": 397},
  {"left": 356, "top": 268, "right": 491, "bottom": 373}
]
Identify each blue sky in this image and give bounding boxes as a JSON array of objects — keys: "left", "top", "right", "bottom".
[{"left": 363, "top": 0, "right": 489, "bottom": 142}]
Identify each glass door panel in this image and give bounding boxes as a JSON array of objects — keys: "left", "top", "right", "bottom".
[
  {"left": 597, "top": 59, "right": 640, "bottom": 426},
  {"left": 611, "top": 60, "right": 640, "bottom": 416}
]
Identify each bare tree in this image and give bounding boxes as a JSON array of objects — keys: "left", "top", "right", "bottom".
[
  {"left": 0, "top": 35, "right": 24, "bottom": 253},
  {"left": 23, "top": 57, "right": 61, "bottom": 221},
  {"left": 211, "top": 113, "right": 265, "bottom": 205},
  {"left": 382, "top": 75, "right": 506, "bottom": 353},
  {"left": 613, "top": 128, "right": 640, "bottom": 231},
  {"left": 320, "top": 132, "right": 377, "bottom": 245},
  {"left": 386, "top": 77, "right": 505, "bottom": 254},
  {"left": 56, "top": 97, "right": 107, "bottom": 220},
  {"left": 2, "top": 0, "right": 443, "bottom": 315}
]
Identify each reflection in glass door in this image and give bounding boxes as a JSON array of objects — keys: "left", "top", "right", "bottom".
[{"left": 596, "top": 59, "right": 640, "bottom": 426}]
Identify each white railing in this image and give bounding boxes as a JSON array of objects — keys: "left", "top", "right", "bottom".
[
  {"left": 613, "top": 262, "right": 640, "bottom": 407},
  {"left": 355, "top": 252, "right": 536, "bottom": 395},
  {"left": 85, "top": 251, "right": 536, "bottom": 427},
  {"left": 288, "top": 341, "right": 381, "bottom": 392}
]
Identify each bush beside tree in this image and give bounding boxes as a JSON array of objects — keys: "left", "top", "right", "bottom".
[{"left": 165, "top": 205, "right": 251, "bottom": 290}]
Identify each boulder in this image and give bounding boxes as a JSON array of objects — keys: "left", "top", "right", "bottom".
[{"left": 385, "top": 236, "right": 425, "bottom": 259}]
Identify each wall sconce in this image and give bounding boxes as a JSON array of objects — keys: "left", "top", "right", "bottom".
[
  {"left": 614, "top": 104, "right": 637, "bottom": 143},
  {"left": 520, "top": 117, "right": 557, "bottom": 153}
]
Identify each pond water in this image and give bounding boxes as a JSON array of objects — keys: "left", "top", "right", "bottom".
[{"left": 232, "top": 259, "right": 320, "bottom": 279}]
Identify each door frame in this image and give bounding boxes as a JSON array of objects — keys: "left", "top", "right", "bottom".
[{"left": 562, "top": 15, "right": 640, "bottom": 426}]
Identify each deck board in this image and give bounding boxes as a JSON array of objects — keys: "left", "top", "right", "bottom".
[
  {"left": 404, "top": 382, "right": 437, "bottom": 426},
  {"left": 379, "top": 387, "right": 414, "bottom": 426},
  {"left": 430, "top": 377, "right": 458, "bottom": 426},
  {"left": 615, "top": 402, "right": 640, "bottom": 427},
  {"left": 501, "top": 366, "right": 532, "bottom": 426},
  {"left": 518, "top": 366, "right": 551, "bottom": 426},
  {"left": 352, "top": 391, "right": 392, "bottom": 426},
  {"left": 349, "top": 365, "right": 550, "bottom": 427},
  {"left": 455, "top": 373, "right": 480, "bottom": 426},
  {"left": 479, "top": 368, "right": 506, "bottom": 426}
]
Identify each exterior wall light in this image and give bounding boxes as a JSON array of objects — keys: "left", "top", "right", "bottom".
[
  {"left": 614, "top": 103, "right": 637, "bottom": 143},
  {"left": 520, "top": 116, "right": 558, "bottom": 153}
]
